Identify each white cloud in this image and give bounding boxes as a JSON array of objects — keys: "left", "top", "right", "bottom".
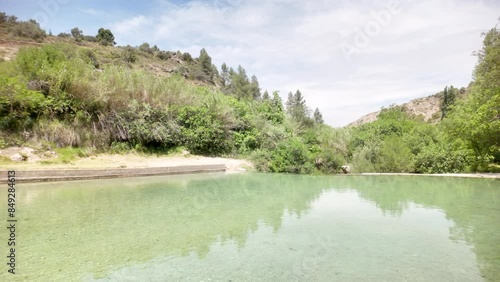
[{"left": 109, "top": 0, "right": 499, "bottom": 126}]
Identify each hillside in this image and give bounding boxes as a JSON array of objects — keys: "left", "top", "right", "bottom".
[{"left": 348, "top": 86, "right": 469, "bottom": 127}]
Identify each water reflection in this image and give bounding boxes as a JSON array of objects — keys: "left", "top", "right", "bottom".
[{"left": 0, "top": 174, "right": 498, "bottom": 281}]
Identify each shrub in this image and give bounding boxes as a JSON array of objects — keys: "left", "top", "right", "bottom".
[
  {"left": 12, "top": 20, "right": 46, "bottom": 41},
  {"left": 414, "top": 144, "right": 472, "bottom": 173},
  {"left": 268, "top": 138, "right": 314, "bottom": 174},
  {"left": 122, "top": 46, "right": 137, "bottom": 64},
  {"left": 156, "top": 51, "right": 171, "bottom": 60},
  {"left": 376, "top": 136, "right": 415, "bottom": 172},
  {"left": 176, "top": 105, "right": 229, "bottom": 155},
  {"left": 0, "top": 75, "right": 46, "bottom": 131}
]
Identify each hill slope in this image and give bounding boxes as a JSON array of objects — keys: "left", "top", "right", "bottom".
[{"left": 348, "top": 86, "right": 469, "bottom": 127}]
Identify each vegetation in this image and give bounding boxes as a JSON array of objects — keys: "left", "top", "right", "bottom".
[{"left": 0, "top": 11, "right": 498, "bottom": 174}]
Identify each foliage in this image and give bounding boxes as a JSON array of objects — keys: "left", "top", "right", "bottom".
[
  {"left": 176, "top": 105, "right": 229, "bottom": 155},
  {"left": 313, "top": 108, "right": 324, "bottom": 124},
  {"left": 71, "top": 27, "right": 83, "bottom": 42},
  {"left": 199, "top": 48, "right": 212, "bottom": 75},
  {"left": 444, "top": 22, "right": 500, "bottom": 165},
  {"left": 96, "top": 28, "right": 115, "bottom": 46},
  {"left": 122, "top": 45, "right": 137, "bottom": 64}
]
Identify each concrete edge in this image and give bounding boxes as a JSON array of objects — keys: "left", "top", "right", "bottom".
[{"left": 0, "top": 164, "right": 226, "bottom": 183}]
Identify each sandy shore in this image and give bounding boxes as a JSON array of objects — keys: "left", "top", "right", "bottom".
[{"left": 0, "top": 152, "right": 253, "bottom": 174}]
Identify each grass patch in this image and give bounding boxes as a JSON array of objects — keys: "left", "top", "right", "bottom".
[{"left": 40, "top": 147, "right": 90, "bottom": 165}]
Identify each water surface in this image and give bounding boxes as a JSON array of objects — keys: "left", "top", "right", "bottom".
[{"left": 0, "top": 174, "right": 498, "bottom": 281}]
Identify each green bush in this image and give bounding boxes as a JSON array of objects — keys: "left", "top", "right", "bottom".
[
  {"left": 268, "top": 138, "right": 314, "bottom": 174},
  {"left": 376, "top": 136, "right": 415, "bottom": 172},
  {"left": 414, "top": 144, "right": 472, "bottom": 173},
  {"left": 12, "top": 20, "right": 46, "bottom": 41},
  {"left": 176, "top": 105, "right": 229, "bottom": 155},
  {"left": 0, "top": 75, "right": 46, "bottom": 131}
]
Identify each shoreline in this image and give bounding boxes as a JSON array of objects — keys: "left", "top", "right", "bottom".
[
  {"left": 2, "top": 169, "right": 499, "bottom": 183},
  {"left": 361, "top": 172, "right": 500, "bottom": 179}
]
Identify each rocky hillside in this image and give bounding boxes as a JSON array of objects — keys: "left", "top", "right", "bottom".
[{"left": 348, "top": 86, "right": 469, "bottom": 127}]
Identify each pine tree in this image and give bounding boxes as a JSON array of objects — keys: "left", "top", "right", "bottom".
[
  {"left": 313, "top": 108, "right": 324, "bottom": 124},
  {"left": 221, "top": 63, "right": 229, "bottom": 87},
  {"left": 262, "top": 90, "right": 270, "bottom": 100},
  {"left": 250, "top": 75, "right": 261, "bottom": 99},
  {"left": 199, "top": 48, "right": 212, "bottom": 75}
]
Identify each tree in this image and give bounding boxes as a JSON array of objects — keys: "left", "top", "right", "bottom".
[
  {"left": 262, "top": 90, "right": 270, "bottom": 100},
  {"left": 270, "top": 91, "right": 285, "bottom": 123},
  {"left": 441, "top": 86, "right": 457, "bottom": 120},
  {"left": 313, "top": 108, "right": 324, "bottom": 124},
  {"left": 250, "top": 75, "right": 261, "bottom": 99},
  {"left": 229, "top": 65, "right": 251, "bottom": 99},
  {"left": 445, "top": 21, "right": 500, "bottom": 166},
  {"left": 286, "top": 90, "right": 309, "bottom": 123},
  {"left": 96, "top": 28, "right": 115, "bottom": 46},
  {"left": 221, "top": 63, "right": 229, "bottom": 87},
  {"left": 71, "top": 27, "right": 83, "bottom": 42},
  {"left": 199, "top": 48, "right": 212, "bottom": 75},
  {"left": 0, "top": 12, "right": 6, "bottom": 23}
]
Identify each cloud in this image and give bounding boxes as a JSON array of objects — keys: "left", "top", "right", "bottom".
[{"left": 108, "top": 0, "right": 499, "bottom": 126}]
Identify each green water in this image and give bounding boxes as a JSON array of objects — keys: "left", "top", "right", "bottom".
[{"left": 0, "top": 174, "right": 499, "bottom": 282}]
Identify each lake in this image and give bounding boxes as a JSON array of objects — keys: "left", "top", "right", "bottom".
[{"left": 0, "top": 173, "right": 499, "bottom": 281}]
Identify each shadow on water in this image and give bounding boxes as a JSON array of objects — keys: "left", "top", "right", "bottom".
[{"left": 0, "top": 173, "right": 498, "bottom": 281}]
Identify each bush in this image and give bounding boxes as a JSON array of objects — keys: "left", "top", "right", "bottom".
[
  {"left": 414, "top": 144, "right": 472, "bottom": 173},
  {"left": 376, "top": 136, "right": 415, "bottom": 172},
  {"left": 0, "top": 75, "right": 46, "bottom": 131},
  {"left": 156, "top": 51, "right": 171, "bottom": 60},
  {"left": 182, "top": 52, "right": 193, "bottom": 62},
  {"left": 122, "top": 46, "right": 137, "bottom": 64},
  {"left": 12, "top": 20, "right": 46, "bottom": 41},
  {"left": 176, "top": 105, "right": 229, "bottom": 155},
  {"left": 268, "top": 138, "right": 314, "bottom": 174}
]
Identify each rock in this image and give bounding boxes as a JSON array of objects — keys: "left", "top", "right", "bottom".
[
  {"left": 10, "top": 153, "right": 23, "bottom": 161},
  {"left": 341, "top": 165, "right": 350, "bottom": 174}
]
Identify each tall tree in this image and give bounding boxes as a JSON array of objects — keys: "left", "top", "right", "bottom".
[
  {"left": 271, "top": 91, "right": 285, "bottom": 123},
  {"left": 286, "top": 90, "right": 309, "bottom": 123},
  {"left": 250, "top": 75, "right": 261, "bottom": 99},
  {"left": 199, "top": 48, "right": 212, "bottom": 76},
  {"left": 262, "top": 90, "right": 270, "bottom": 100},
  {"left": 441, "top": 86, "right": 457, "bottom": 120},
  {"left": 221, "top": 63, "right": 229, "bottom": 87},
  {"left": 313, "top": 108, "right": 324, "bottom": 124}
]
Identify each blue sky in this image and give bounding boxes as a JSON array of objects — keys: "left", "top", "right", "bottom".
[{"left": 1, "top": 0, "right": 499, "bottom": 126}]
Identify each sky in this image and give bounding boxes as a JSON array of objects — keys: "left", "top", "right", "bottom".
[{"left": 1, "top": 0, "right": 499, "bottom": 126}]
